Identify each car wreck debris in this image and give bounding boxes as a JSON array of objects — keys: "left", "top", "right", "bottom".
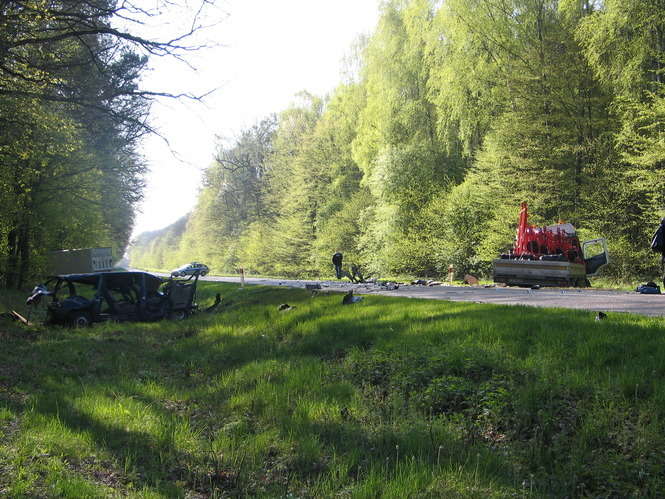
[
  {"left": 342, "top": 290, "right": 363, "bottom": 305},
  {"left": 636, "top": 282, "right": 661, "bottom": 294},
  {"left": 0, "top": 310, "right": 32, "bottom": 326},
  {"left": 26, "top": 268, "right": 206, "bottom": 326},
  {"left": 377, "top": 281, "right": 400, "bottom": 290},
  {"left": 204, "top": 293, "right": 223, "bottom": 313}
]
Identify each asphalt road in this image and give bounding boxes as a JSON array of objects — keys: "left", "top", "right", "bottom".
[{"left": 187, "top": 273, "right": 665, "bottom": 318}]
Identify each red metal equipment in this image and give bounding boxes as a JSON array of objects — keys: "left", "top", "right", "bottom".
[
  {"left": 493, "top": 202, "right": 609, "bottom": 287},
  {"left": 510, "top": 202, "right": 584, "bottom": 263}
]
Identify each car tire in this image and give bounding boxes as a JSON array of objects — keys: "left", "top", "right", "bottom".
[
  {"left": 69, "top": 312, "right": 92, "bottom": 328},
  {"left": 170, "top": 309, "right": 187, "bottom": 320},
  {"left": 201, "top": 270, "right": 208, "bottom": 276}
]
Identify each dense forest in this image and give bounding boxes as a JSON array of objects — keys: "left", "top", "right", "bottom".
[
  {"left": 0, "top": 1, "right": 213, "bottom": 289},
  {"left": 122, "top": 1, "right": 665, "bottom": 280}
]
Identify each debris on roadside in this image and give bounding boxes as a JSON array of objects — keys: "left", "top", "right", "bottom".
[
  {"left": 377, "top": 281, "right": 399, "bottom": 291},
  {"left": 204, "top": 294, "right": 222, "bottom": 313},
  {"left": 0, "top": 310, "right": 32, "bottom": 326},
  {"left": 636, "top": 282, "right": 661, "bottom": 294},
  {"left": 26, "top": 270, "right": 203, "bottom": 326},
  {"left": 464, "top": 274, "right": 480, "bottom": 286},
  {"left": 305, "top": 283, "right": 322, "bottom": 290},
  {"left": 595, "top": 311, "right": 607, "bottom": 321},
  {"left": 278, "top": 303, "right": 295, "bottom": 311},
  {"left": 408, "top": 279, "right": 443, "bottom": 287},
  {"left": 342, "top": 290, "right": 363, "bottom": 305}
]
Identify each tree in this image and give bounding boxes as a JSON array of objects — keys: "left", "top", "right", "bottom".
[
  {"left": 0, "top": 0, "right": 220, "bottom": 287},
  {"left": 574, "top": 0, "right": 665, "bottom": 274},
  {"left": 351, "top": 0, "right": 462, "bottom": 274}
]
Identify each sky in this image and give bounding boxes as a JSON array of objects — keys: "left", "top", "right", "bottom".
[{"left": 130, "top": 0, "right": 380, "bottom": 237}]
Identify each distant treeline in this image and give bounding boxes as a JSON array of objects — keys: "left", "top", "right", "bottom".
[{"left": 131, "top": 0, "right": 665, "bottom": 280}]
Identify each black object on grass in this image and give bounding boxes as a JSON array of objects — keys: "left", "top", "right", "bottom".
[{"left": 342, "top": 290, "right": 363, "bottom": 305}]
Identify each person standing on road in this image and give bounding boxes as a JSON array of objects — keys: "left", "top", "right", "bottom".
[
  {"left": 650, "top": 218, "right": 665, "bottom": 287},
  {"left": 332, "top": 252, "right": 344, "bottom": 279}
]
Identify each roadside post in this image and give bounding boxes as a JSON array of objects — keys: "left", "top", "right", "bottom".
[
  {"left": 448, "top": 265, "right": 454, "bottom": 285},
  {"left": 240, "top": 267, "right": 245, "bottom": 288}
]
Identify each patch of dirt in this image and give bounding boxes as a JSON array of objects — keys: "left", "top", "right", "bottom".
[
  {"left": 64, "top": 456, "right": 128, "bottom": 491},
  {"left": 0, "top": 364, "right": 28, "bottom": 407}
]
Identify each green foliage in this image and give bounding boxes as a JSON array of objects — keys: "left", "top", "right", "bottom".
[
  {"left": 429, "top": 176, "right": 494, "bottom": 275},
  {"left": 131, "top": 0, "right": 665, "bottom": 283},
  {"left": 0, "top": 1, "right": 154, "bottom": 287},
  {"left": 4, "top": 283, "right": 665, "bottom": 495}
]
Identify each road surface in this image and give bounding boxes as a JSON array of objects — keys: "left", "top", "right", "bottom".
[{"left": 185, "top": 273, "right": 665, "bottom": 318}]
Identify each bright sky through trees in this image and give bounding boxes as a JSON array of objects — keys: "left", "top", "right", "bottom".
[{"left": 132, "top": 0, "right": 380, "bottom": 236}]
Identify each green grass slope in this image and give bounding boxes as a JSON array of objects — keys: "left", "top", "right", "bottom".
[{"left": 1, "top": 283, "right": 665, "bottom": 497}]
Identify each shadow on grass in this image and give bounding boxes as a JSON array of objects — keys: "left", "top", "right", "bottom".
[{"left": 3, "top": 283, "right": 665, "bottom": 495}]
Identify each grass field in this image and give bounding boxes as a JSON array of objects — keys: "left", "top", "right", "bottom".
[{"left": 2, "top": 282, "right": 665, "bottom": 497}]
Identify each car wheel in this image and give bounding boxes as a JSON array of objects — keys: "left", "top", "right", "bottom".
[
  {"left": 69, "top": 312, "right": 91, "bottom": 328},
  {"left": 170, "top": 309, "right": 187, "bottom": 320},
  {"left": 201, "top": 270, "right": 208, "bottom": 276}
]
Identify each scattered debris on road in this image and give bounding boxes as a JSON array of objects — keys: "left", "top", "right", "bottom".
[
  {"left": 409, "top": 279, "right": 442, "bottom": 287},
  {"left": 464, "top": 274, "right": 480, "bottom": 286},
  {"left": 636, "top": 282, "right": 661, "bottom": 294},
  {"left": 377, "top": 281, "right": 400, "bottom": 290}
]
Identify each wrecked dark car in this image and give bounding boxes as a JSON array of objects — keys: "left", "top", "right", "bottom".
[{"left": 26, "top": 271, "right": 199, "bottom": 327}]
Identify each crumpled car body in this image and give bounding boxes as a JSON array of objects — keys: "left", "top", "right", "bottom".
[{"left": 27, "top": 271, "right": 199, "bottom": 326}]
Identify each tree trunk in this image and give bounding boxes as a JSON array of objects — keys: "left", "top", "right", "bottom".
[
  {"left": 5, "top": 227, "right": 18, "bottom": 288},
  {"left": 4, "top": 221, "right": 32, "bottom": 289},
  {"left": 17, "top": 221, "right": 31, "bottom": 289}
]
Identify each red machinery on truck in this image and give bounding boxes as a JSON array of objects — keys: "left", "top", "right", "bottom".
[{"left": 493, "top": 202, "right": 609, "bottom": 287}]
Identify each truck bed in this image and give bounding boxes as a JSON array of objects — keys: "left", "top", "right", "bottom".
[{"left": 493, "top": 258, "right": 588, "bottom": 287}]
